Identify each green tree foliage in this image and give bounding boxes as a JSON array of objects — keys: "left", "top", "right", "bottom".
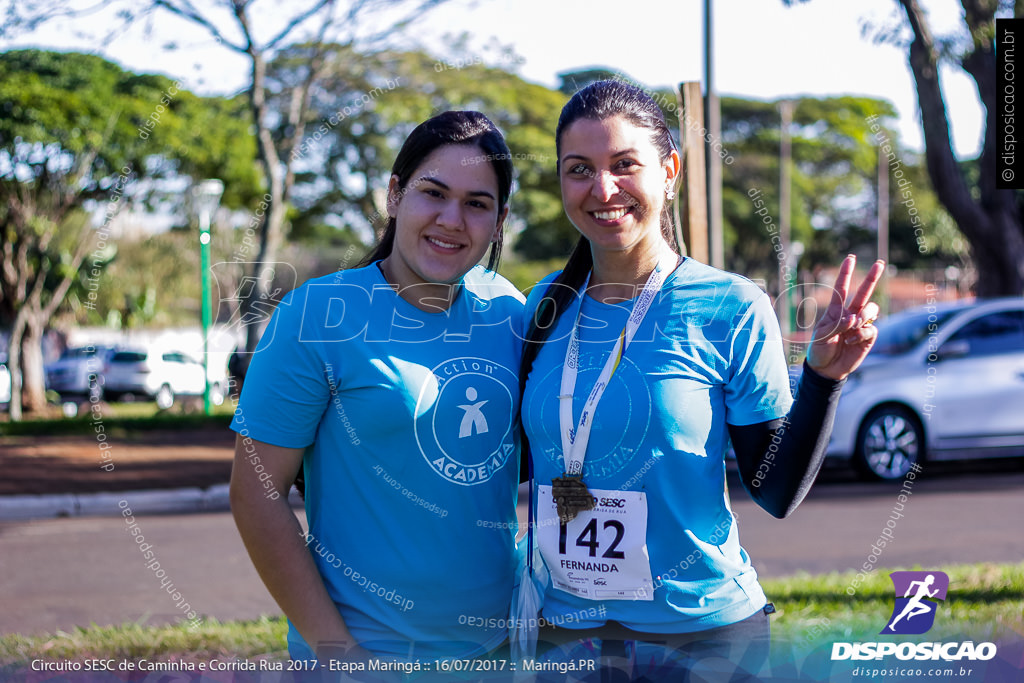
[
  {"left": 783, "top": 0, "right": 1024, "bottom": 296},
  {"left": 271, "top": 44, "right": 567, "bottom": 261},
  {"left": 720, "top": 95, "right": 962, "bottom": 287},
  {"left": 0, "top": 49, "right": 257, "bottom": 417},
  {"left": 277, "top": 54, "right": 962, "bottom": 291},
  {"left": 518, "top": 69, "right": 961, "bottom": 282},
  {"left": 722, "top": 96, "right": 880, "bottom": 285}
]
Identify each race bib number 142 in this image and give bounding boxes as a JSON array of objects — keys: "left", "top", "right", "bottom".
[{"left": 537, "top": 485, "right": 654, "bottom": 601}]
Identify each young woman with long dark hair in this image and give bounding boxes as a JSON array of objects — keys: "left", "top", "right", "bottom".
[
  {"left": 230, "top": 111, "right": 524, "bottom": 664},
  {"left": 519, "top": 81, "right": 884, "bottom": 680}
]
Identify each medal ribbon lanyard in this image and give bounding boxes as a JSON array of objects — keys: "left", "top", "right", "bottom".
[{"left": 558, "top": 252, "right": 678, "bottom": 477}]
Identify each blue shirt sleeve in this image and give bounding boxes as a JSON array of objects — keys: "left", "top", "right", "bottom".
[
  {"left": 230, "top": 286, "right": 330, "bottom": 448},
  {"left": 723, "top": 291, "right": 794, "bottom": 426}
]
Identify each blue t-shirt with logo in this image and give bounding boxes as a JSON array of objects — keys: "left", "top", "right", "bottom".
[
  {"left": 231, "top": 263, "right": 524, "bottom": 659},
  {"left": 523, "top": 258, "right": 793, "bottom": 633}
]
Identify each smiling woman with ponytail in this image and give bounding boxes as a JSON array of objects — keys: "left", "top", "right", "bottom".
[{"left": 519, "top": 80, "right": 885, "bottom": 680}]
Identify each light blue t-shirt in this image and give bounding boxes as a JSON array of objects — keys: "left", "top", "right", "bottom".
[
  {"left": 523, "top": 258, "right": 793, "bottom": 633},
  {"left": 231, "top": 264, "right": 524, "bottom": 659}
]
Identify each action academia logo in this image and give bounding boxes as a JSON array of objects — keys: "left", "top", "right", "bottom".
[
  {"left": 415, "top": 357, "right": 516, "bottom": 487},
  {"left": 883, "top": 571, "right": 949, "bottom": 635}
]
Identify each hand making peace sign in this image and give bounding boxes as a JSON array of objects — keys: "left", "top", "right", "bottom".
[{"left": 806, "top": 255, "right": 886, "bottom": 381}]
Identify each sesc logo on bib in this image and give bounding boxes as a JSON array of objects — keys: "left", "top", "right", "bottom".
[{"left": 415, "top": 357, "right": 516, "bottom": 486}]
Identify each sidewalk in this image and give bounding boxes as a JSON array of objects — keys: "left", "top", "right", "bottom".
[{"left": 0, "top": 428, "right": 284, "bottom": 521}]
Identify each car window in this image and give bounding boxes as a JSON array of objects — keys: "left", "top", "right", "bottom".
[
  {"left": 62, "top": 348, "right": 96, "bottom": 359},
  {"left": 112, "top": 351, "right": 147, "bottom": 363},
  {"left": 873, "top": 310, "right": 961, "bottom": 355},
  {"left": 163, "top": 352, "right": 183, "bottom": 363},
  {"left": 945, "top": 310, "right": 1024, "bottom": 357}
]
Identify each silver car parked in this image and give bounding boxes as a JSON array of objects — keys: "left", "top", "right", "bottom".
[
  {"left": 45, "top": 345, "right": 118, "bottom": 402},
  {"left": 827, "top": 297, "right": 1024, "bottom": 480}
]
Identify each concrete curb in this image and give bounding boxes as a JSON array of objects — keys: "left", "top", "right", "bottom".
[{"left": 0, "top": 484, "right": 304, "bottom": 521}]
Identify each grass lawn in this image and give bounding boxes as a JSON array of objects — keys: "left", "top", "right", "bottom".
[
  {"left": 763, "top": 561, "right": 1024, "bottom": 646},
  {"left": 1, "top": 562, "right": 1021, "bottom": 669},
  {"left": 0, "top": 617, "right": 288, "bottom": 669},
  {"left": 0, "top": 400, "right": 236, "bottom": 436}
]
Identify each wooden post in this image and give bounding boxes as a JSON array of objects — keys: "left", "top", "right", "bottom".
[
  {"left": 778, "top": 99, "right": 793, "bottom": 341},
  {"left": 677, "top": 81, "right": 709, "bottom": 263},
  {"left": 703, "top": 0, "right": 724, "bottom": 268},
  {"left": 877, "top": 146, "right": 890, "bottom": 317}
]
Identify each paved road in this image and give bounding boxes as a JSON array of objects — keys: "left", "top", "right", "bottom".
[
  {"left": 1, "top": 462, "right": 1022, "bottom": 636},
  {"left": 0, "top": 510, "right": 281, "bottom": 638},
  {"left": 736, "top": 462, "right": 1024, "bottom": 577}
]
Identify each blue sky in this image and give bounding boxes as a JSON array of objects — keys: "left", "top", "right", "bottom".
[{"left": 1, "top": 0, "right": 984, "bottom": 158}]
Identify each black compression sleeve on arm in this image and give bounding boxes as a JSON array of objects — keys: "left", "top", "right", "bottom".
[{"left": 728, "top": 361, "right": 844, "bottom": 519}]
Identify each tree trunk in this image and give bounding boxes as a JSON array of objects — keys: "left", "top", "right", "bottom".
[
  {"left": 963, "top": 41, "right": 1024, "bottom": 296},
  {"left": 239, "top": 40, "right": 315, "bottom": 360},
  {"left": 898, "top": 0, "right": 1024, "bottom": 297},
  {"left": 146, "top": 0, "right": 339, "bottom": 367},
  {"left": 241, "top": 48, "right": 288, "bottom": 360},
  {"left": 7, "top": 313, "right": 26, "bottom": 421},
  {"left": 21, "top": 314, "right": 47, "bottom": 412},
  {"left": 967, "top": 206, "right": 1024, "bottom": 298}
]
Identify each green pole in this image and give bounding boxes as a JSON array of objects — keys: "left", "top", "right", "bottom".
[
  {"left": 194, "top": 179, "right": 222, "bottom": 417},
  {"left": 788, "top": 271, "right": 798, "bottom": 336},
  {"left": 200, "top": 217, "right": 211, "bottom": 416}
]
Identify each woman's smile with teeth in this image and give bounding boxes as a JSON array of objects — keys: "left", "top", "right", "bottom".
[
  {"left": 593, "top": 208, "right": 629, "bottom": 221},
  {"left": 427, "top": 236, "right": 462, "bottom": 249}
]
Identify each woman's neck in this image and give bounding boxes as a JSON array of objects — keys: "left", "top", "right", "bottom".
[
  {"left": 377, "top": 259, "right": 458, "bottom": 312},
  {"left": 587, "top": 238, "right": 677, "bottom": 304}
]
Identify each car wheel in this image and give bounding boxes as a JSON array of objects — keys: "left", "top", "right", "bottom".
[
  {"left": 855, "top": 405, "right": 924, "bottom": 481},
  {"left": 155, "top": 384, "right": 175, "bottom": 410}
]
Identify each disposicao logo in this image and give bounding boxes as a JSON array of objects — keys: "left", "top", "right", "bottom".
[
  {"left": 883, "top": 570, "right": 948, "bottom": 635},
  {"left": 831, "top": 570, "right": 997, "bottom": 663}
]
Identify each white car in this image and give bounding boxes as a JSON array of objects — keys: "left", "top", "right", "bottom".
[
  {"left": 828, "top": 297, "right": 1024, "bottom": 480},
  {"left": 0, "top": 356, "right": 10, "bottom": 407},
  {"left": 103, "top": 348, "right": 225, "bottom": 409}
]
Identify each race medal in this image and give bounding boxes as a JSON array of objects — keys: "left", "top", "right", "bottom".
[{"left": 552, "top": 474, "right": 594, "bottom": 523}]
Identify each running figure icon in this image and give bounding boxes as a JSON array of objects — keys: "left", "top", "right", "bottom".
[
  {"left": 886, "top": 574, "right": 939, "bottom": 632},
  {"left": 458, "top": 387, "right": 489, "bottom": 438}
]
